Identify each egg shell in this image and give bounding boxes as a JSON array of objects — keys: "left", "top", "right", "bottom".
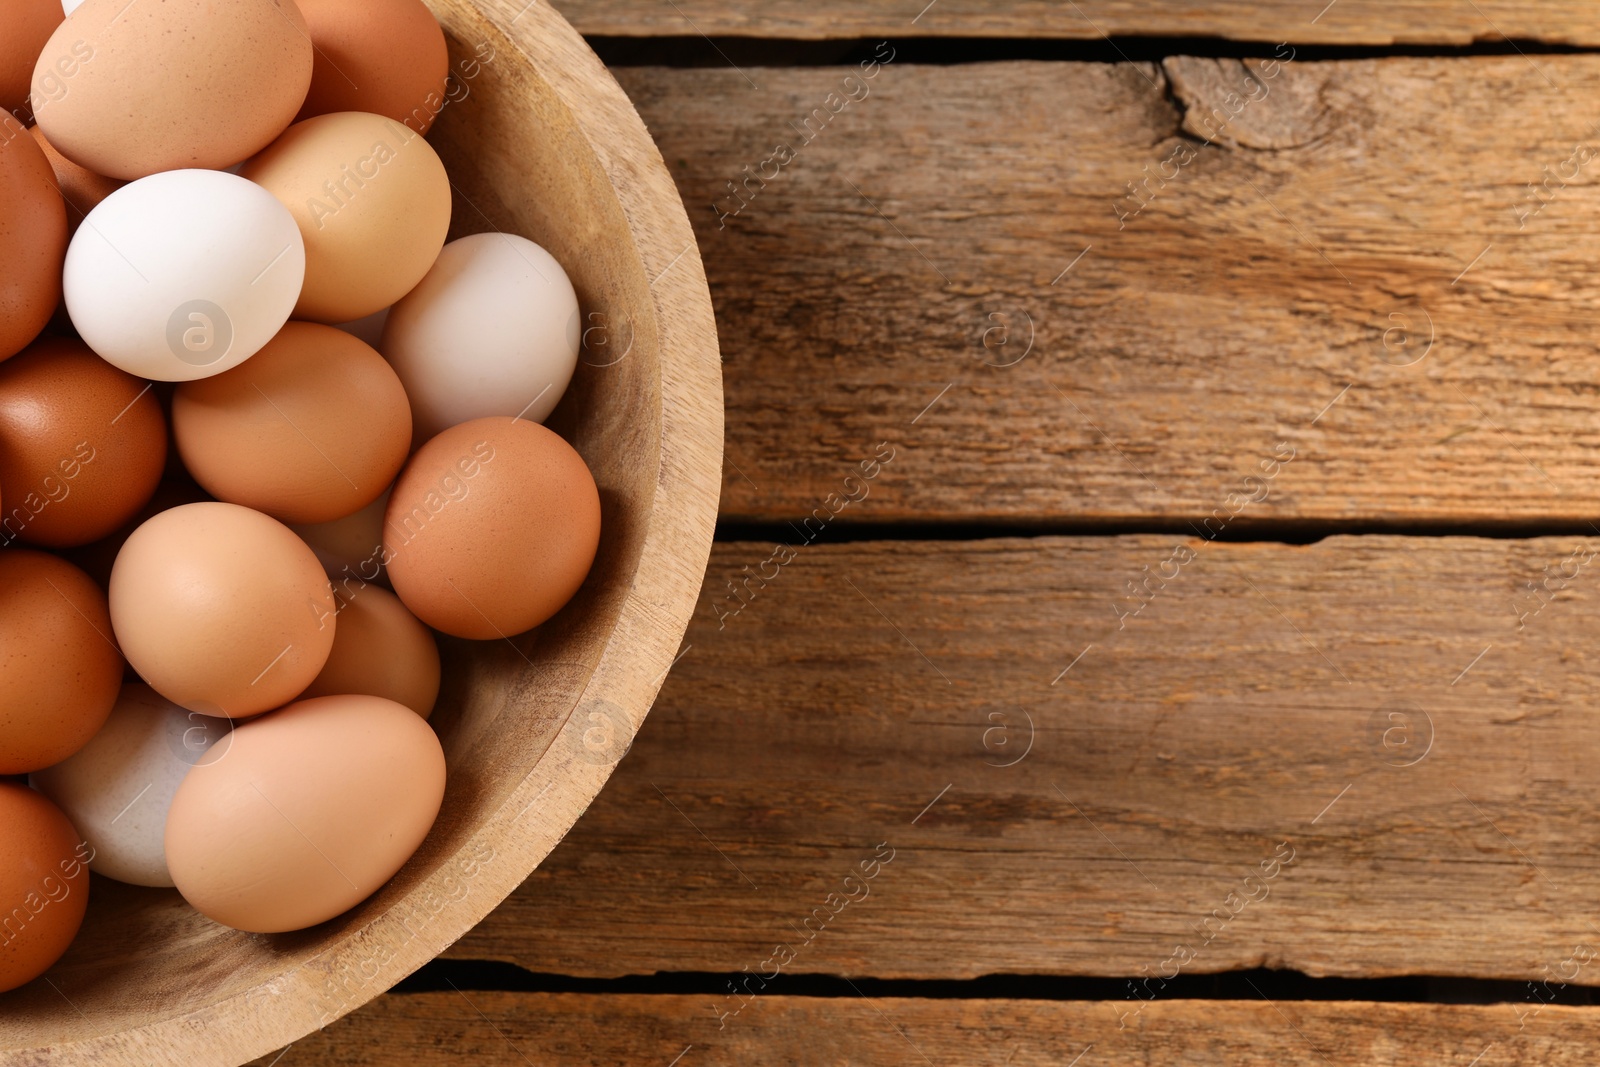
[
  {"left": 0, "top": 551, "right": 123, "bottom": 774},
  {"left": 0, "top": 116, "right": 67, "bottom": 362},
  {"left": 0, "top": 336, "right": 166, "bottom": 547},
  {"left": 242, "top": 112, "right": 451, "bottom": 324},
  {"left": 63, "top": 169, "right": 306, "bottom": 382},
  {"left": 382, "top": 233, "right": 581, "bottom": 442},
  {"left": 173, "top": 322, "right": 412, "bottom": 524},
  {"left": 385, "top": 417, "right": 600, "bottom": 639},
  {"left": 1, "top": 0, "right": 61, "bottom": 116},
  {"left": 291, "top": 488, "right": 389, "bottom": 585},
  {"left": 295, "top": 0, "right": 448, "bottom": 133},
  {"left": 0, "top": 783, "right": 90, "bottom": 993},
  {"left": 27, "top": 125, "right": 120, "bottom": 234},
  {"left": 300, "top": 585, "right": 439, "bottom": 718},
  {"left": 31, "top": 0, "right": 312, "bottom": 180},
  {"left": 109, "top": 502, "right": 337, "bottom": 718},
  {"left": 165, "top": 694, "right": 445, "bottom": 933},
  {"left": 31, "top": 683, "right": 228, "bottom": 887}
]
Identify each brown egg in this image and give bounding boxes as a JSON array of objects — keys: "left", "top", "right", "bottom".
[
  {"left": 173, "top": 322, "right": 411, "bottom": 524},
  {"left": 165, "top": 694, "right": 445, "bottom": 932},
  {"left": 295, "top": 0, "right": 449, "bottom": 134},
  {"left": 242, "top": 112, "right": 451, "bottom": 323},
  {"left": 386, "top": 417, "right": 600, "bottom": 639},
  {"left": 28, "top": 125, "right": 121, "bottom": 234},
  {"left": 300, "top": 585, "right": 439, "bottom": 717},
  {"left": 0, "top": 551, "right": 123, "bottom": 774},
  {"left": 32, "top": 0, "right": 312, "bottom": 180},
  {"left": 0, "top": 0, "right": 61, "bottom": 118},
  {"left": 0, "top": 783, "right": 90, "bottom": 992},
  {"left": 0, "top": 116, "right": 67, "bottom": 361},
  {"left": 0, "top": 336, "right": 166, "bottom": 547},
  {"left": 109, "top": 502, "right": 337, "bottom": 718}
]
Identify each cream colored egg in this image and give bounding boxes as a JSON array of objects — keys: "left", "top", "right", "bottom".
[{"left": 31, "top": 684, "right": 230, "bottom": 887}]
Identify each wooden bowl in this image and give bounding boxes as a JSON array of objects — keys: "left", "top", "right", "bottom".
[{"left": 0, "top": 1, "right": 723, "bottom": 1062}]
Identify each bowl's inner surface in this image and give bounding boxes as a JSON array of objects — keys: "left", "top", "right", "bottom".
[{"left": 1, "top": 12, "right": 662, "bottom": 1049}]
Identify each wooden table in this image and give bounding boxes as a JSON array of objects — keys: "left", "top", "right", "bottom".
[{"left": 255, "top": 3, "right": 1600, "bottom": 1062}]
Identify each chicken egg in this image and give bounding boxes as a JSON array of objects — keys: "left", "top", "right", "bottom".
[
  {"left": 299, "top": 585, "right": 439, "bottom": 718},
  {"left": 32, "top": 0, "right": 311, "bottom": 180},
  {"left": 295, "top": 0, "right": 448, "bottom": 133},
  {"left": 109, "top": 502, "right": 336, "bottom": 718},
  {"left": 0, "top": 336, "right": 166, "bottom": 547},
  {"left": 0, "top": 115, "right": 67, "bottom": 362},
  {"left": 0, "top": 551, "right": 123, "bottom": 774},
  {"left": 31, "top": 684, "right": 229, "bottom": 887},
  {"left": 242, "top": 112, "right": 450, "bottom": 324},
  {"left": 382, "top": 233, "right": 581, "bottom": 441},
  {"left": 385, "top": 417, "right": 600, "bottom": 639},
  {"left": 165, "top": 694, "right": 445, "bottom": 933},
  {"left": 64, "top": 169, "right": 306, "bottom": 381},
  {"left": 173, "top": 322, "right": 411, "bottom": 524},
  {"left": 0, "top": 783, "right": 89, "bottom": 993}
]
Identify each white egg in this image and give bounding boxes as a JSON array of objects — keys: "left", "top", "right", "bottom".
[
  {"left": 380, "top": 232, "right": 580, "bottom": 440},
  {"left": 30, "top": 684, "right": 232, "bottom": 888},
  {"left": 60, "top": 0, "right": 84, "bottom": 14},
  {"left": 64, "top": 169, "right": 305, "bottom": 382}
]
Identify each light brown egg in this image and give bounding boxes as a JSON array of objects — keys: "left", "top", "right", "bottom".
[
  {"left": 0, "top": 783, "right": 90, "bottom": 993},
  {"left": 165, "top": 693, "right": 445, "bottom": 932},
  {"left": 0, "top": 336, "right": 166, "bottom": 547},
  {"left": 0, "top": 115, "right": 67, "bottom": 362},
  {"left": 109, "top": 502, "right": 337, "bottom": 718},
  {"left": 242, "top": 112, "right": 451, "bottom": 323},
  {"left": 27, "top": 125, "right": 121, "bottom": 234},
  {"left": 0, "top": 0, "right": 61, "bottom": 118},
  {"left": 295, "top": 0, "right": 448, "bottom": 134},
  {"left": 385, "top": 417, "right": 600, "bottom": 639},
  {"left": 173, "top": 322, "right": 411, "bottom": 525},
  {"left": 0, "top": 551, "right": 123, "bottom": 774},
  {"left": 291, "top": 487, "right": 389, "bottom": 586},
  {"left": 32, "top": 0, "right": 312, "bottom": 180},
  {"left": 299, "top": 585, "right": 439, "bottom": 717}
]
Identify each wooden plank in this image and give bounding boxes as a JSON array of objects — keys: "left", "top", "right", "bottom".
[
  {"left": 450, "top": 536, "right": 1600, "bottom": 981},
  {"left": 566, "top": 0, "right": 1600, "bottom": 46},
  {"left": 612, "top": 56, "right": 1600, "bottom": 526},
  {"left": 250, "top": 993, "right": 1600, "bottom": 1065}
]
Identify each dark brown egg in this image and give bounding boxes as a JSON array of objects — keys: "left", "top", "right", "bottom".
[
  {"left": 0, "top": 783, "right": 90, "bottom": 993},
  {"left": 0, "top": 336, "right": 166, "bottom": 547},
  {"left": 0, "top": 116, "right": 68, "bottom": 361},
  {"left": 0, "top": 551, "right": 123, "bottom": 774}
]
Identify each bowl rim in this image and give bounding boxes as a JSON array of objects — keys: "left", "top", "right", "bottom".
[{"left": 18, "top": 0, "right": 724, "bottom": 1060}]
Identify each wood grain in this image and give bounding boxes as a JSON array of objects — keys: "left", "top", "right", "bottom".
[
  {"left": 564, "top": 0, "right": 1600, "bottom": 46},
  {"left": 452, "top": 536, "right": 1600, "bottom": 983},
  {"left": 0, "top": 1, "right": 722, "bottom": 1064},
  {"left": 615, "top": 56, "right": 1600, "bottom": 526},
  {"left": 250, "top": 993, "right": 1600, "bottom": 1065}
]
